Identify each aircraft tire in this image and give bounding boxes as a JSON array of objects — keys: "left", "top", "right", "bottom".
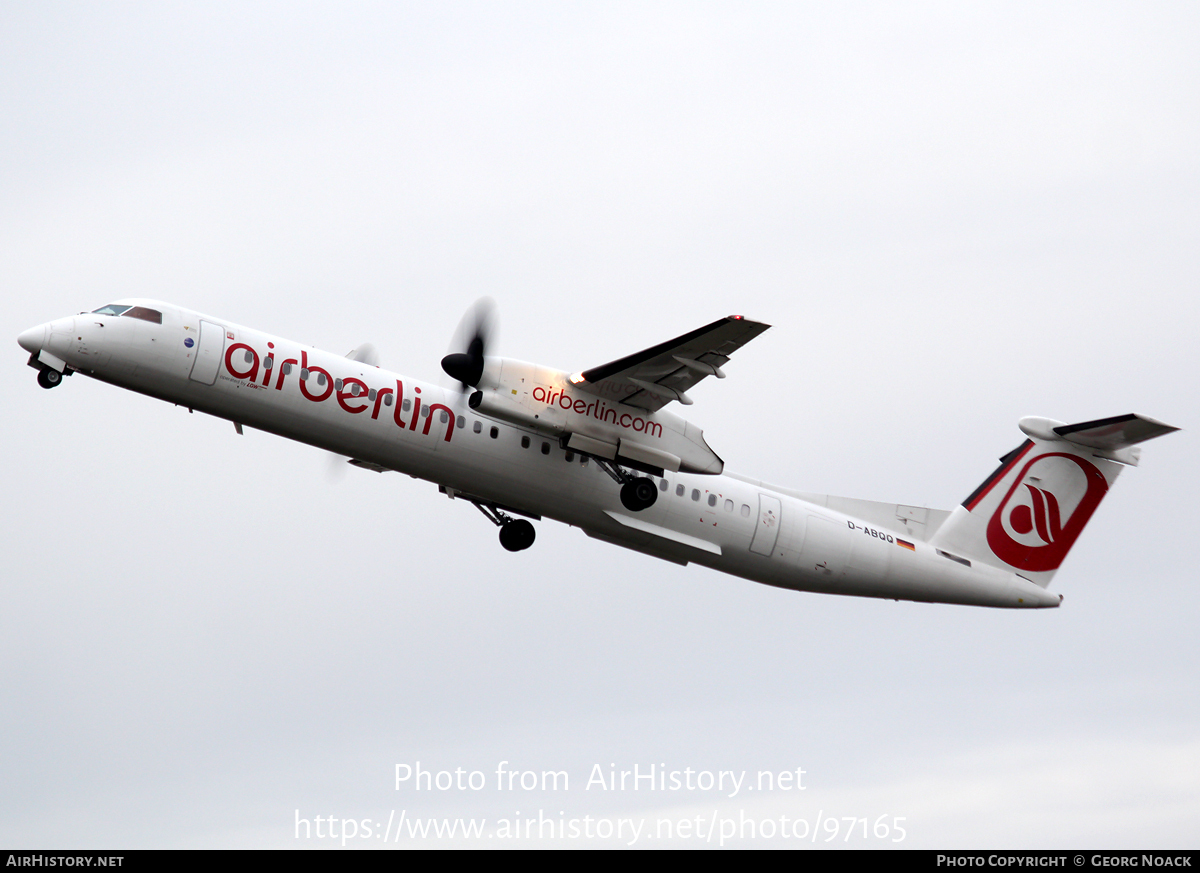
[
  {"left": 620, "top": 478, "right": 658, "bottom": 512},
  {"left": 37, "top": 368, "right": 62, "bottom": 389},
  {"left": 499, "top": 519, "right": 536, "bottom": 552}
]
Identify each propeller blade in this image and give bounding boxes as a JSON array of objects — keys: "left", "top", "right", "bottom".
[
  {"left": 325, "top": 452, "right": 348, "bottom": 482},
  {"left": 441, "top": 298, "right": 496, "bottom": 390},
  {"left": 345, "top": 343, "right": 380, "bottom": 367}
]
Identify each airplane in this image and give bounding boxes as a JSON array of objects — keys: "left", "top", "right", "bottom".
[{"left": 17, "top": 299, "right": 1178, "bottom": 609}]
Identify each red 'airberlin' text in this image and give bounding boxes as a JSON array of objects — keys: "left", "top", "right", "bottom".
[{"left": 223, "top": 342, "right": 455, "bottom": 442}]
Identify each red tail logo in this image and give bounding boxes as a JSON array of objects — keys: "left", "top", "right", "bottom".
[
  {"left": 1011, "top": 484, "right": 1062, "bottom": 544},
  {"left": 986, "top": 453, "right": 1109, "bottom": 571}
]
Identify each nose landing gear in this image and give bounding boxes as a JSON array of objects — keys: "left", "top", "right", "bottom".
[
  {"left": 37, "top": 368, "right": 62, "bottom": 389},
  {"left": 26, "top": 352, "right": 70, "bottom": 389},
  {"left": 498, "top": 518, "right": 536, "bottom": 552},
  {"left": 446, "top": 486, "right": 540, "bottom": 552}
]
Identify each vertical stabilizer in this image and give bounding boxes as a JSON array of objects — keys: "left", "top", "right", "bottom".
[{"left": 928, "top": 414, "right": 1177, "bottom": 587}]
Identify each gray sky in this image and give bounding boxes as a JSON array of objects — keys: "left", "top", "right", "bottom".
[{"left": 2, "top": 1, "right": 1197, "bottom": 848}]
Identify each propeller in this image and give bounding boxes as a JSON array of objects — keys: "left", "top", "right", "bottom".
[
  {"left": 345, "top": 343, "right": 380, "bottom": 367},
  {"left": 325, "top": 452, "right": 350, "bottom": 482},
  {"left": 441, "top": 297, "right": 496, "bottom": 392}
]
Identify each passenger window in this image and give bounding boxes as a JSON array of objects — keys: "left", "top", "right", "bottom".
[
  {"left": 403, "top": 399, "right": 411, "bottom": 412},
  {"left": 335, "top": 378, "right": 344, "bottom": 391},
  {"left": 440, "top": 410, "right": 449, "bottom": 423},
  {"left": 659, "top": 480, "right": 668, "bottom": 492},
  {"left": 384, "top": 394, "right": 393, "bottom": 407},
  {"left": 490, "top": 426, "right": 499, "bottom": 439},
  {"left": 264, "top": 356, "right": 273, "bottom": 369},
  {"left": 282, "top": 363, "right": 293, "bottom": 375},
  {"left": 676, "top": 484, "right": 685, "bottom": 497},
  {"left": 691, "top": 489, "right": 700, "bottom": 501},
  {"left": 316, "top": 373, "right": 326, "bottom": 387},
  {"left": 244, "top": 350, "right": 254, "bottom": 365},
  {"left": 521, "top": 436, "right": 530, "bottom": 449},
  {"left": 473, "top": 421, "right": 482, "bottom": 434},
  {"left": 300, "top": 368, "right": 310, "bottom": 380},
  {"left": 724, "top": 499, "right": 734, "bottom": 512},
  {"left": 368, "top": 389, "right": 377, "bottom": 401},
  {"left": 422, "top": 407, "right": 430, "bottom": 418},
  {"left": 565, "top": 451, "right": 574, "bottom": 462},
  {"left": 741, "top": 504, "right": 750, "bottom": 517},
  {"left": 707, "top": 494, "right": 717, "bottom": 507},
  {"left": 541, "top": 442, "right": 550, "bottom": 455},
  {"left": 456, "top": 416, "right": 465, "bottom": 428}
]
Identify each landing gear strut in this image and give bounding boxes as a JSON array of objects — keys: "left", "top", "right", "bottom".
[
  {"left": 592, "top": 458, "right": 658, "bottom": 512},
  {"left": 37, "top": 368, "right": 62, "bottom": 389}
]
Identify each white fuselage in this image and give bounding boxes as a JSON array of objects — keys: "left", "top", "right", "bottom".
[{"left": 21, "top": 301, "right": 1060, "bottom": 609}]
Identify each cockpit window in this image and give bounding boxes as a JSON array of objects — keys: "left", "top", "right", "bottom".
[
  {"left": 90, "top": 304, "right": 163, "bottom": 324},
  {"left": 124, "top": 306, "right": 162, "bottom": 324}
]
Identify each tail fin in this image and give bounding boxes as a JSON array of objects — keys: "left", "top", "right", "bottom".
[{"left": 929, "top": 414, "right": 1177, "bottom": 587}]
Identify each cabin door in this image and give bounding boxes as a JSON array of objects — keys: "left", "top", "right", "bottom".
[{"left": 749, "top": 494, "right": 782, "bottom": 556}]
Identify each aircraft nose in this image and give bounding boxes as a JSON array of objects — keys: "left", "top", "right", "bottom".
[{"left": 18, "top": 324, "right": 46, "bottom": 354}]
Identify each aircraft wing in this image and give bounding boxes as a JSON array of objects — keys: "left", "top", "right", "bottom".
[{"left": 570, "top": 316, "right": 770, "bottom": 412}]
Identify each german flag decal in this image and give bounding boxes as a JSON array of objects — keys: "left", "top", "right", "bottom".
[{"left": 896, "top": 539, "right": 915, "bottom": 551}]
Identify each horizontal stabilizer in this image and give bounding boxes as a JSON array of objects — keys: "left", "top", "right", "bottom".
[
  {"left": 1054, "top": 414, "right": 1178, "bottom": 449},
  {"left": 1019, "top": 414, "right": 1179, "bottom": 466}
]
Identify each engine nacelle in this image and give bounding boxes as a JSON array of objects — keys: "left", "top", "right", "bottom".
[
  {"left": 469, "top": 388, "right": 565, "bottom": 438},
  {"left": 470, "top": 357, "right": 723, "bottom": 475}
]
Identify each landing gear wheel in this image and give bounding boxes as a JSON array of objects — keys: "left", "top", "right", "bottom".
[
  {"left": 499, "top": 519, "right": 536, "bottom": 552},
  {"left": 620, "top": 477, "right": 658, "bottom": 512},
  {"left": 37, "top": 368, "right": 62, "bottom": 389}
]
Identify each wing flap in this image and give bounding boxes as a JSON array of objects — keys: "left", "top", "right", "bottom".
[{"left": 574, "top": 316, "right": 769, "bottom": 412}]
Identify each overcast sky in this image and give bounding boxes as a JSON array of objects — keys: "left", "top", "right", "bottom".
[{"left": 2, "top": 1, "right": 1198, "bottom": 848}]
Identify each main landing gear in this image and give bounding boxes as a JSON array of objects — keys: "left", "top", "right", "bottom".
[
  {"left": 592, "top": 458, "right": 658, "bottom": 513},
  {"left": 620, "top": 477, "right": 658, "bottom": 512}
]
